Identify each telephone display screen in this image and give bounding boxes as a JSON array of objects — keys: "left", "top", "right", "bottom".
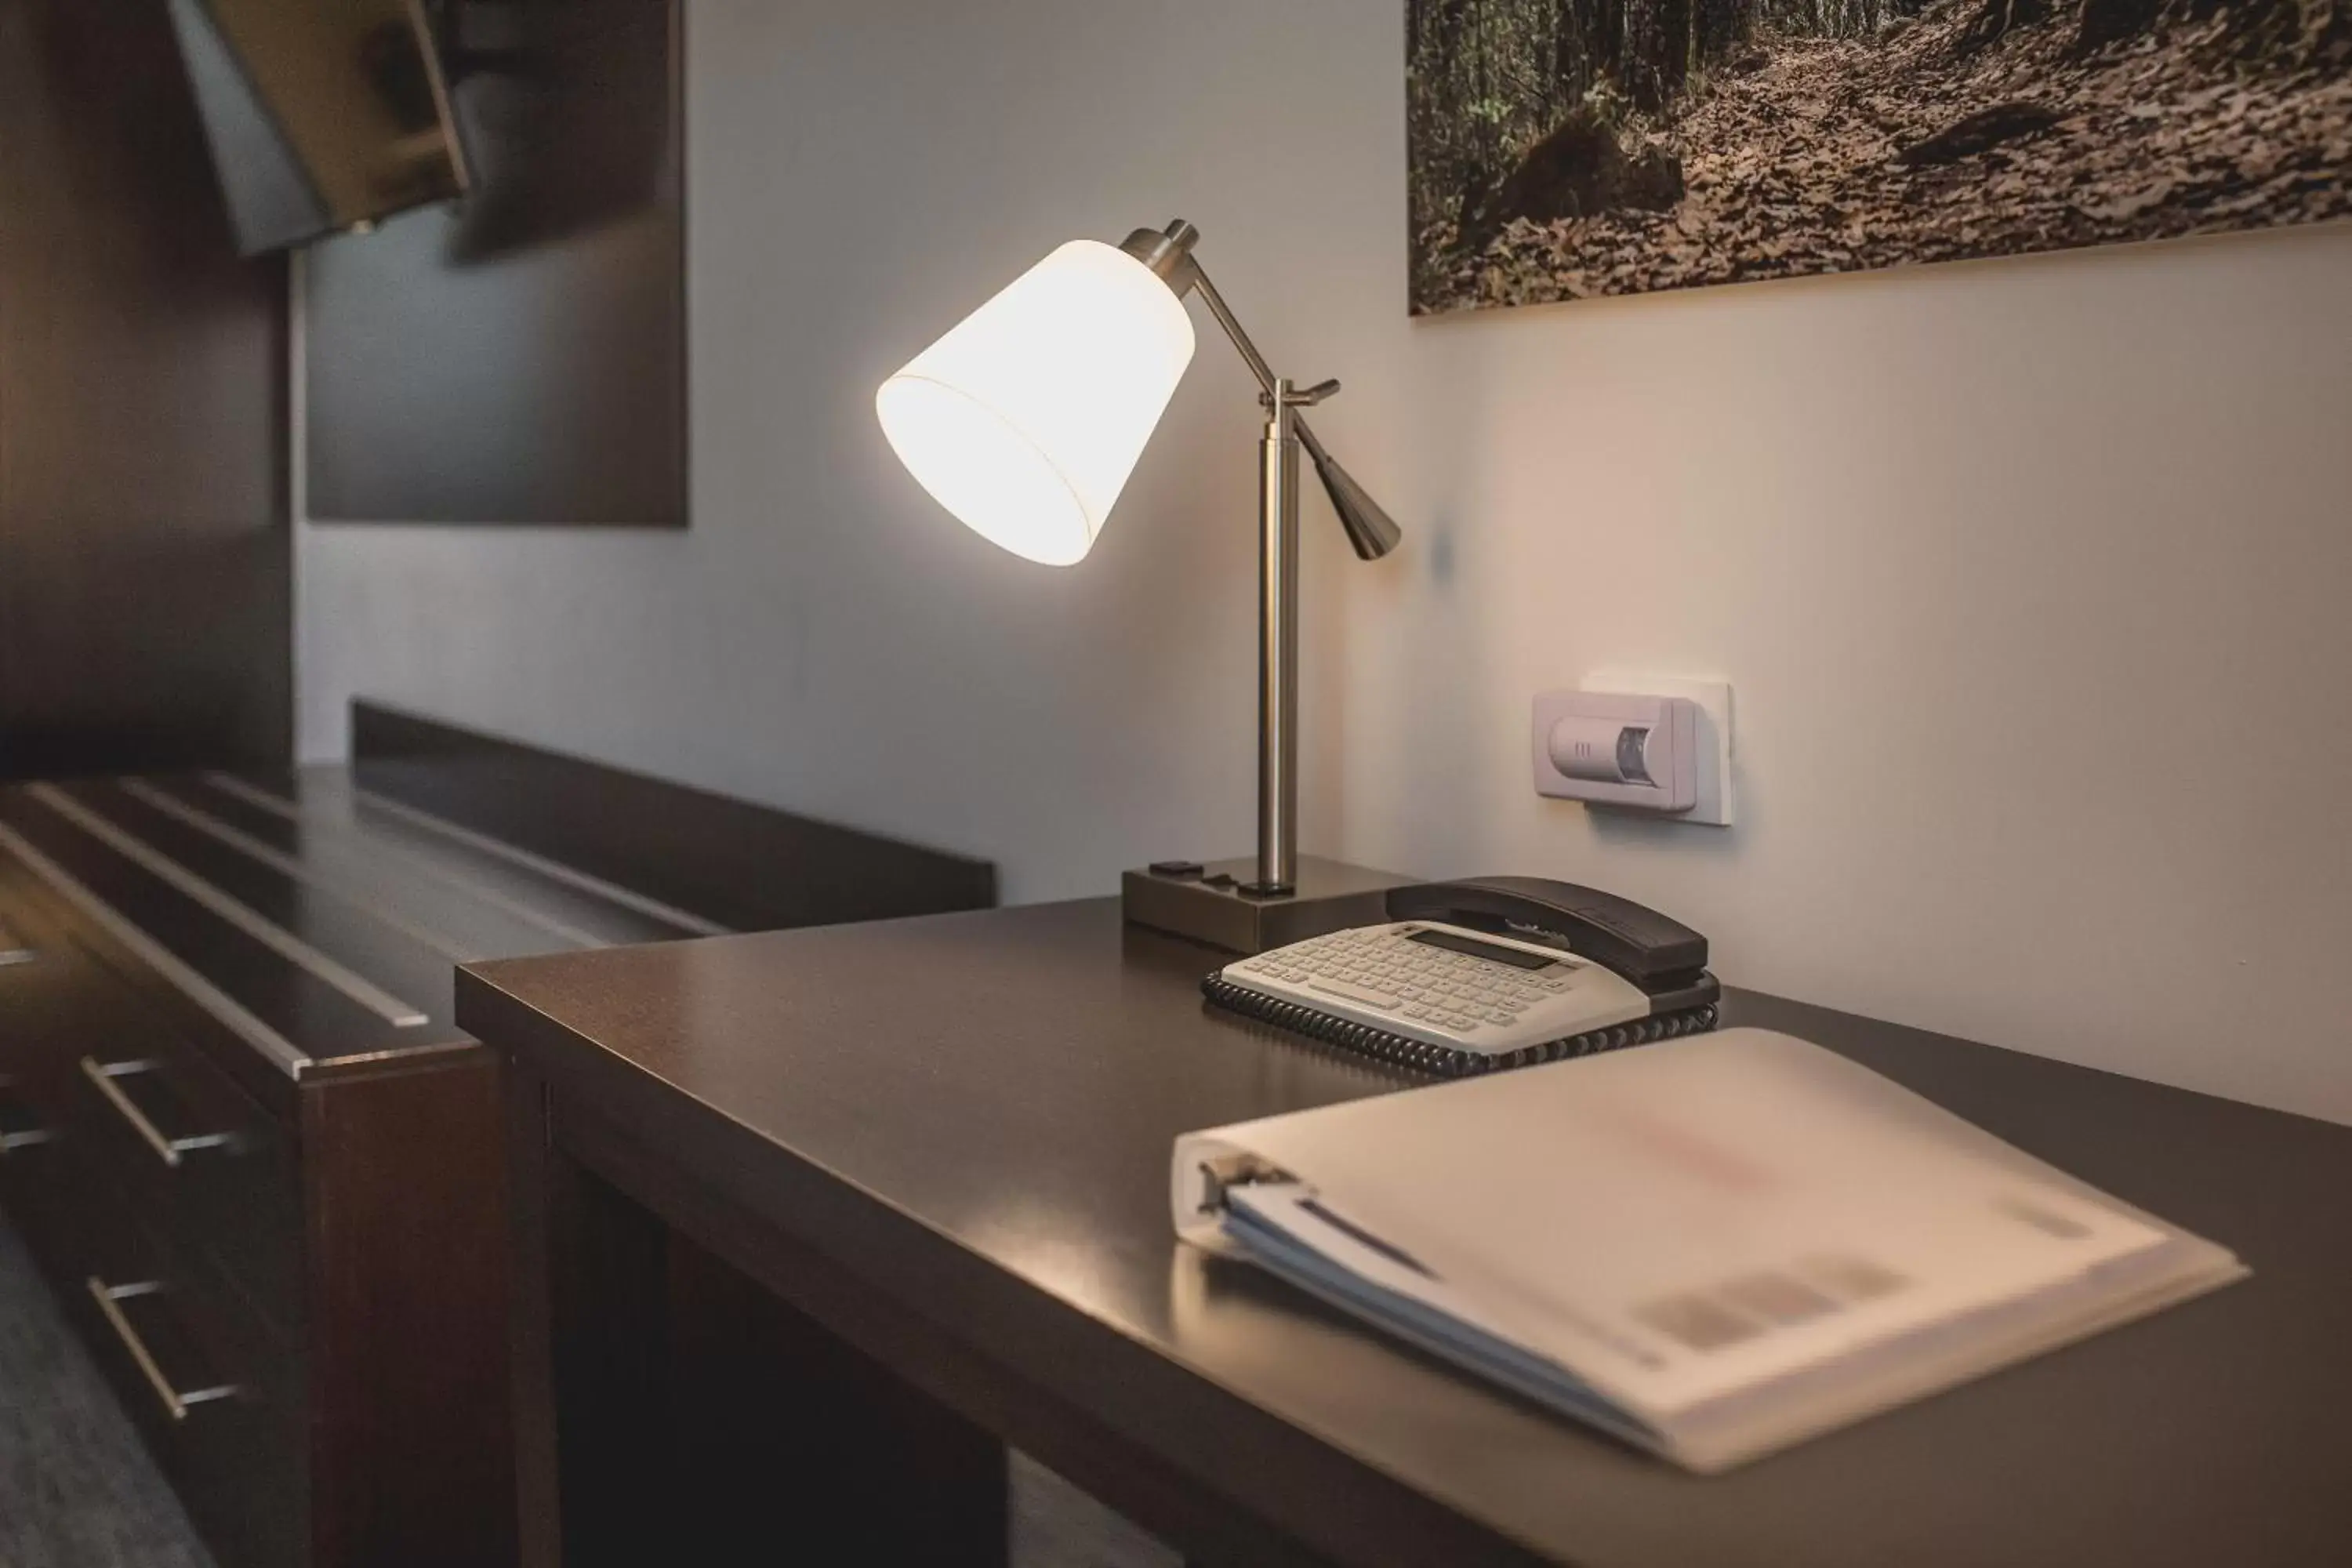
[{"left": 1408, "top": 928, "right": 1560, "bottom": 971}]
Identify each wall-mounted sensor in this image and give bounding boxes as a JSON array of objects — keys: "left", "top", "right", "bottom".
[
  {"left": 1537, "top": 693, "right": 1698, "bottom": 811},
  {"left": 1548, "top": 712, "right": 1670, "bottom": 787},
  {"left": 1533, "top": 677, "right": 1733, "bottom": 825}
]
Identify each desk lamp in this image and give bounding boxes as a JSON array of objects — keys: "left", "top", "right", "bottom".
[{"left": 877, "top": 219, "right": 1413, "bottom": 952}]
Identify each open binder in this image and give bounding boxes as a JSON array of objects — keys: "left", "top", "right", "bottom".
[{"left": 1173, "top": 1029, "right": 2245, "bottom": 1472}]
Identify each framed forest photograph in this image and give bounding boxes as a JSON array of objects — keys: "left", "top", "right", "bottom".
[{"left": 1406, "top": 0, "right": 2352, "bottom": 311}]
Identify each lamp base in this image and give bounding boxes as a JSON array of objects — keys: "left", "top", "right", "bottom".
[{"left": 1121, "top": 855, "right": 1417, "bottom": 955}]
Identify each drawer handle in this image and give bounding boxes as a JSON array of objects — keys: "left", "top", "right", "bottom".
[
  {"left": 0, "top": 1074, "right": 51, "bottom": 1155},
  {"left": 85, "top": 1277, "right": 240, "bottom": 1421},
  {"left": 78, "top": 1058, "right": 235, "bottom": 1168}
]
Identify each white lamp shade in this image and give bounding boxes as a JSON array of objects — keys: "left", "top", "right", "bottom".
[{"left": 877, "top": 240, "right": 1196, "bottom": 566}]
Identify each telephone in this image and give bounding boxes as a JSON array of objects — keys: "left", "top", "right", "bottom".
[{"left": 1202, "top": 877, "right": 1719, "bottom": 1077}]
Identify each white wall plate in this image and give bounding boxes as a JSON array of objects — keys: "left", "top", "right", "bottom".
[{"left": 1563, "top": 670, "right": 1734, "bottom": 826}]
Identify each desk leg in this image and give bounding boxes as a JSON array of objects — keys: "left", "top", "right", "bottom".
[
  {"left": 510, "top": 1061, "right": 703, "bottom": 1568},
  {"left": 506, "top": 1061, "right": 1010, "bottom": 1566},
  {"left": 506, "top": 1059, "right": 568, "bottom": 1568}
]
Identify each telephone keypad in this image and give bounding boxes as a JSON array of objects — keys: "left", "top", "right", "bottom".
[
  {"left": 1241, "top": 927, "right": 1576, "bottom": 1029},
  {"left": 1223, "top": 922, "right": 1647, "bottom": 1056}
]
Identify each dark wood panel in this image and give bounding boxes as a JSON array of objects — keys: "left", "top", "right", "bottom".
[
  {"left": 0, "top": 860, "right": 303, "bottom": 1341},
  {"left": 463, "top": 899, "right": 2352, "bottom": 1568},
  {"left": 74, "top": 779, "right": 471, "bottom": 1025},
  {"left": 0, "top": 790, "right": 447, "bottom": 1071},
  {"left": 67, "top": 1180, "right": 310, "bottom": 1568},
  {"left": 0, "top": 0, "right": 289, "bottom": 779},
  {"left": 563, "top": 1084, "right": 1330, "bottom": 1568},
  {"left": 0, "top": 701, "right": 1000, "bottom": 1085},
  {"left": 303, "top": 1055, "right": 514, "bottom": 1568},
  {"left": 658, "top": 1217, "right": 1011, "bottom": 1565},
  {"left": 353, "top": 700, "right": 1000, "bottom": 934},
  {"left": 0, "top": 818, "right": 305, "bottom": 1115},
  {"left": 49, "top": 927, "right": 303, "bottom": 1338},
  {"left": 140, "top": 773, "right": 601, "bottom": 962},
  {"left": 0, "top": 859, "right": 109, "bottom": 1265},
  {"left": 507, "top": 1063, "right": 1013, "bottom": 1568},
  {"left": 303, "top": 0, "right": 684, "bottom": 525},
  {"left": 183, "top": 769, "right": 697, "bottom": 952}
]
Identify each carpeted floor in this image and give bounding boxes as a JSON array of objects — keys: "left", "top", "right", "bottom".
[
  {"left": 1011, "top": 1451, "right": 1179, "bottom": 1568},
  {"left": 0, "top": 1216, "right": 215, "bottom": 1568},
  {"left": 0, "top": 1213, "right": 1167, "bottom": 1568}
]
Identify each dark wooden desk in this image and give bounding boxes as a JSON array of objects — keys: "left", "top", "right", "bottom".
[{"left": 462, "top": 900, "right": 2352, "bottom": 1567}]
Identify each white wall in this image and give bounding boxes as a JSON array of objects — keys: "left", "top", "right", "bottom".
[{"left": 296, "top": 0, "right": 2352, "bottom": 1124}]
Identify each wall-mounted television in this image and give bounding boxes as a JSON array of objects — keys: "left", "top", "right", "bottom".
[
  {"left": 301, "top": 0, "right": 684, "bottom": 526},
  {"left": 165, "top": 0, "right": 468, "bottom": 256}
]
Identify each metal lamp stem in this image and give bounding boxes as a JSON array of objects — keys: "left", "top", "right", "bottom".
[
  {"left": 1116, "top": 219, "right": 1399, "bottom": 901},
  {"left": 1255, "top": 382, "right": 1302, "bottom": 895}
]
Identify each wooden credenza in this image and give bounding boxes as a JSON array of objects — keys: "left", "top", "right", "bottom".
[{"left": 0, "top": 704, "right": 996, "bottom": 1568}]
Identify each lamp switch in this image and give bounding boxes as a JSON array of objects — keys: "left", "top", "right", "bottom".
[{"left": 1533, "top": 674, "right": 1733, "bottom": 826}]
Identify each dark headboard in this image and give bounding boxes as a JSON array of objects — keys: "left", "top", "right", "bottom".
[{"left": 350, "top": 701, "right": 996, "bottom": 935}]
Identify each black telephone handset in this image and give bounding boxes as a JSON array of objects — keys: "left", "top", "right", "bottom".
[
  {"left": 1385, "top": 877, "right": 1710, "bottom": 989},
  {"left": 1204, "top": 877, "right": 1720, "bottom": 1077}
]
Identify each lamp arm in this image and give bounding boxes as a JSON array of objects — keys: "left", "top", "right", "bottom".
[
  {"left": 1120, "top": 221, "right": 1327, "bottom": 409},
  {"left": 1120, "top": 220, "right": 1402, "bottom": 564},
  {"left": 1180, "top": 260, "right": 1283, "bottom": 404},
  {"left": 1183, "top": 257, "right": 1402, "bottom": 564}
]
